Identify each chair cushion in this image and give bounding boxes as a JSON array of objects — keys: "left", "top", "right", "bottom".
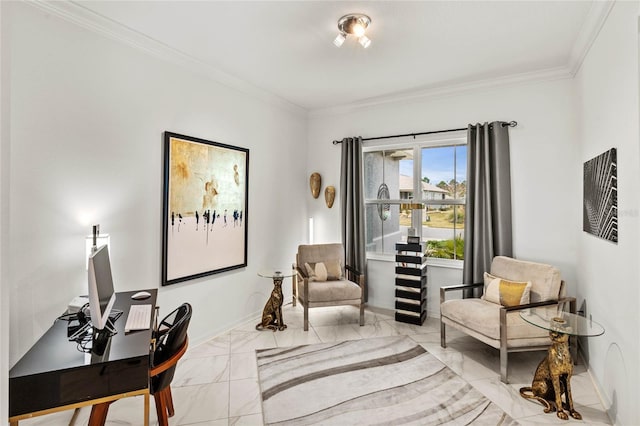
[
  {"left": 482, "top": 274, "right": 531, "bottom": 307},
  {"left": 299, "top": 279, "right": 361, "bottom": 303},
  {"left": 490, "top": 256, "right": 561, "bottom": 303},
  {"left": 440, "top": 299, "right": 549, "bottom": 341},
  {"left": 304, "top": 260, "right": 343, "bottom": 281}
]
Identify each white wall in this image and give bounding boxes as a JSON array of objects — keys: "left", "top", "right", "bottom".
[
  {"left": 1, "top": 1, "right": 10, "bottom": 422},
  {"left": 5, "top": 2, "right": 308, "bottom": 369},
  {"left": 574, "top": 2, "right": 640, "bottom": 424},
  {"left": 308, "top": 77, "right": 579, "bottom": 314}
]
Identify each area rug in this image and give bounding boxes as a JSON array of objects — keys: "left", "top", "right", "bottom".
[{"left": 256, "top": 335, "right": 517, "bottom": 425}]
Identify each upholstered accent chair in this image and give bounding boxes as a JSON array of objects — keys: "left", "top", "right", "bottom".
[
  {"left": 294, "top": 243, "right": 365, "bottom": 331},
  {"left": 440, "top": 256, "right": 576, "bottom": 383}
]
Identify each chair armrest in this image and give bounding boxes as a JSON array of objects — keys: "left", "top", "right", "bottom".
[
  {"left": 295, "top": 265, "right": 307, "bottom": 278},
  {"left": 502, "top": 296, "right": 577, "bottom": 312},
  {"left": 150, "top": 337, "right": 188, "bottom": 377},
  {"left": 345, "top": 264, "right": 363, "bottom": 277},
  {"left": 440, "top": 282, "right": 483, "bottom": 304},
  {"left": 345, "top": 265, "right": 365, "bottom": 297},
  {"left": 503, "top": 300, "right": 559, "bottom": 312},
  {"left": 441, "top": 282, "right": 483, "bottom": 292}
]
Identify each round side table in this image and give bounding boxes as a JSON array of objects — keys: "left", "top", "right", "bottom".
[
  {"left": 256, "top": 269, "right": 295, "bottom": 331},
  {"left": 519, "top": 308, "right": 604, "bottom": 420}
]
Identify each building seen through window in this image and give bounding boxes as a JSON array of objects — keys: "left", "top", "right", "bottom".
[{"left": 363, "top": 138, "right": 466, "bottom": 261}]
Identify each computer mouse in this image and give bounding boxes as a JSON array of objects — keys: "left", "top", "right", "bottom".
[{"left": 131, "top": 291, "right": 151, "bottom": 300}]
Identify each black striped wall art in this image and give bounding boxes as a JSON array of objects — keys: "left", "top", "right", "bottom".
[{"left": 583, "top": 147, "right": 617, "bottom": 243}]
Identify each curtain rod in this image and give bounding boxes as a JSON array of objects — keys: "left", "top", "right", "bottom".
[{"left": 331, "top": 121, "right": 518, "bottom": 144}]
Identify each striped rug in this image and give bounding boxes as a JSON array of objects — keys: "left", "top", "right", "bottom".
[{"left": 256, "top": 335, "right": 516, "bottom": 425}]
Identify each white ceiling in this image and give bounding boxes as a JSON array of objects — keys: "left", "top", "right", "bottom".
[{"left": 50, "top": 1, "right": 604, "bottom": 112}]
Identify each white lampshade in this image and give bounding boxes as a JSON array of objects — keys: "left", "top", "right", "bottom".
[
  {"left": 85, "top": 226, "right": 110, "bottom": 269},
  {"left": 333, "top": 33, "right": 346, "bottom": 47}
]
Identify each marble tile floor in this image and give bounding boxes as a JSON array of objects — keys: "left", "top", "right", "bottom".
[{"left": 21, "top": 304, "right": 611, "bottom": 426}]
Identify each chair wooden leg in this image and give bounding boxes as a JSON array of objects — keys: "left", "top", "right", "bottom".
[
  {"left": 440, "top": 320, "right": 446, "bottom": 348},
  {"left": 359, "top": 303, "right": 364, "bottom": 326},
  {"left": 304, "top": 304, "right": 309, "bottom": 331},
  {"left": 166, "top": 385, "right": 175, "bottom": 417},
  {"left": 154, "top": 389, "right": 169, "bottom": 426},
  {"left": 89, "top": 401, "right": 113, "bottom": 426}
]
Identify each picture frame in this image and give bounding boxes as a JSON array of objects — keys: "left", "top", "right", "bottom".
[
  {"left": 583, "top": 147, "right": 617, "bottom": 244},
  {"left": 162, "top": 131, "right": 249, "bottom": 286}
]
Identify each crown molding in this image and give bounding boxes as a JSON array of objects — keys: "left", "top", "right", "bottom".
[
  {"left": 25, "top": 0, "right": 614, "bottom": 119},
  {"left": 311, "top": 1, "right": 615, "bottom": 117},
  {"left": 309, "top": 66, "right": 572, "bottom": 117},
  {"left": 27, "top": 0, "right": 307, "bottom": 117},
  {"left": 567, "top": 0, "right": 615, "bottom": 76}
]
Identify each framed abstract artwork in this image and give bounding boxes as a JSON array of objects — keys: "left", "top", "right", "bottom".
[
  {"left": 162, "top": 132, "right": 249, "bottom": 286},
  {"left": 583, "top": 147, "right": 617, "bottom": 243}
]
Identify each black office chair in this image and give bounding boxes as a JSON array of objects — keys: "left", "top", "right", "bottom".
[
  {"left": 150, "top": 302, "right": 192, "bottom": 426},
  {"left": 89, "top": 303, "right": 192, "bottom": 426}
]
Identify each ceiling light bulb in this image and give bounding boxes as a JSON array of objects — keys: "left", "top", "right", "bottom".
[
  {"left": 352, "top": 22, "right": 365, "bottom": 37},
  {"left": 335, "top": 14, "right": 371, "bottom": 49}
]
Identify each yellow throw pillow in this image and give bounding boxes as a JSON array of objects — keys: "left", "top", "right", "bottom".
[{"left": 483, "top": 276, "right": 531, "bottom": 307}]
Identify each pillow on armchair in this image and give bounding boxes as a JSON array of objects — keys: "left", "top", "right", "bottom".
[
  {"left": 481, "top": 272, "right": 532, "bottom": 307},
  {"left": 304, "top": 260, "right": 343, "bottom": 281}
]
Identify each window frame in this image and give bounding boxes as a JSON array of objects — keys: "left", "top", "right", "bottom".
[{"left": 362, "top": 131, "right": 467, "bottom": 267}]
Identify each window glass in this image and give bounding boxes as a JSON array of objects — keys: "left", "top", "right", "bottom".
[
  {"left": 421, "top": 145, "right": 465, "bottom": 260},
  {"left": 365, "top": 204, "right": 401, "bottom": 254},
  {"left": 364, "top": 141, "right": 465, "bottom": 260}
]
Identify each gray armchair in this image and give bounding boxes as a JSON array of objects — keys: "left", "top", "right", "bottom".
[
  {"left": 440, "top": 256, "right": 576, "bottom": 383},
  {"left": 293, "top": 243, "right": 365, "bottom": 331}
]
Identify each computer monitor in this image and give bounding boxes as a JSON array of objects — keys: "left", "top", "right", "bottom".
[{"left": 87, "top": 244, "right": 116, "bottom": 331}]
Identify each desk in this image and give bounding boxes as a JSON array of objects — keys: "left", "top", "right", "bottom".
[
  {"left": 519, "top": 309, "right": 604, "bottom": 420},
  {"left": 9, "top": 289, "right": 157, "bottom": 426}
]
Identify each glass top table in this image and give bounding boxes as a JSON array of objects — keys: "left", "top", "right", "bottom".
[
  {"left": 519, "top": 308, "right": 604, "bottom": 420},
  {"left": 256, "top": 269, "right": 295, "bottom": 332},
  {"left": 257, "top": 269, "right": 296, "bottom": 279},
  {"left": 520, "top": 308, "right": 605, "bottom": 337}
]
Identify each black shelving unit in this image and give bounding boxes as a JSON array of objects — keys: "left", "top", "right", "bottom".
[{"left": 394, "top": 242, "right": 427, "bottom": 325}]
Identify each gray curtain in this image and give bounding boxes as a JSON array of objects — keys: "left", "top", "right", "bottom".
[
  {"left": 463, "top": 122, "right": 513, "bottom": 297},
  {"left": 340, "top": 137, "right": 367, "bottom": 301}
]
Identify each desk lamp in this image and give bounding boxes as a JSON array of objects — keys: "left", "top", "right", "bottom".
[{"left": 85, "top": 224, "right": 110, "bottom": 269}]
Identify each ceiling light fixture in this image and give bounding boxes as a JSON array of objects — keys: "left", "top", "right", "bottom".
[{"left": 334, "top": 13, "right": 372, "bottom": 48}]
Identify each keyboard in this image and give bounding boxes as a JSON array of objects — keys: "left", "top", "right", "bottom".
[{"left": 125, "top": 304, "right": 152, "bottom": 332}]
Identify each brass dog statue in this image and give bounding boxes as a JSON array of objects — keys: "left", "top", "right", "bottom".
[
  {"left": 520, "top": 329, "right": 581, "bottom": 420},
  {"left": 256, "top": 277, "right": 287, "bottom": 331}
]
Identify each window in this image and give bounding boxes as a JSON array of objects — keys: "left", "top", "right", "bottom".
[{"left": 363, "top": 136, "right": 466, "bottom": 261}]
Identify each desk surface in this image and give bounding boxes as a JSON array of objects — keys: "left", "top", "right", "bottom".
[{"left": 9, "top": 289, "right": 157, "bottom": 417}]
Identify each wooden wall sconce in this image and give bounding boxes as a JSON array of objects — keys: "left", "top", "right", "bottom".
[
  {"left": 325, "top": 186, "right": 336, "bottom": 208},
  {"left": 310, "top": 172, "right": 321, "bottom": 198}
]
